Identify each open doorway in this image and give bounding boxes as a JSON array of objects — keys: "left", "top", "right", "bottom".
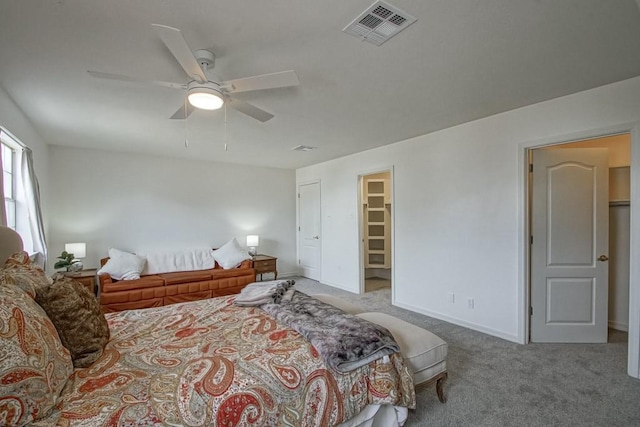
[
  {"left": 359, "top": 171, "right": 392, "bottom": 293},
  {"left": 527, "top": 133, "right": 630, "bottom": 343}
]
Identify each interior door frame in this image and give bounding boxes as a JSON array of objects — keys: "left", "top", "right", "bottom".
[
  {"left": 518, "top": 122, "right": 640, "bottom": 379},
  {"left": 297, "top": 179, "right": 321, "bottom": 281},
  {"left": 357, "top": 166, "right": 395, "bottom": 301}
]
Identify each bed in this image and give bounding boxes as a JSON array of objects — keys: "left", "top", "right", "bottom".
[
  {"left": 49, "top": 295, "right": 415, "bottom": 426},
  {"left": 0, "top": 226, "right": 415, "bottom": 426}
]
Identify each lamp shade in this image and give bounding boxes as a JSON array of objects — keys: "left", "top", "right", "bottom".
[
  {"left": 246, "top": 235, "right": 259, "bottom": 247},
  {"left": 65, "top": 242, "right": 86, "bottom": 259}
]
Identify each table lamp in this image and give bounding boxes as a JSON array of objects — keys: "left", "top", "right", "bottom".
[
  {"left": 65, "top": 242, "right": 86, "bottom": 272},
  {"left": 246, "top": 235, "right": 259, "bottom": 256}
]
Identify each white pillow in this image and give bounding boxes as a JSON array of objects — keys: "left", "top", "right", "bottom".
[
  {"left": 213, "top": 238, "right": 251, "bottom": 269},
  {"left": 97, "top": 248, "right": 147, "bottom": 280}
]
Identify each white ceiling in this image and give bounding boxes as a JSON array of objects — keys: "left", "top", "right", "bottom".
[{"left": 1, "top": 0, "right": 640, "bottom": 169}]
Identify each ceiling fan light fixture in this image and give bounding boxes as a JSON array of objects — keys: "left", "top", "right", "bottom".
[{"left": 187, "top": 86, "right": 224, "bottom": 110}]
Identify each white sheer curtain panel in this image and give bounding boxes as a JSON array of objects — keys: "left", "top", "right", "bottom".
[
  {"left": 0, "top": 146, "right": 6, "bottom": 227},
  {"left": 21, "top": 147, "right": 47, "bottom": 267}
]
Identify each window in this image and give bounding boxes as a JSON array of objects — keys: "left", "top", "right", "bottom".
[
  {"left": 2, "top": 142, "right": 16, "bottom": 229},
  {"left": 0, "top": 127, "right": 47, "bottom": 266}
]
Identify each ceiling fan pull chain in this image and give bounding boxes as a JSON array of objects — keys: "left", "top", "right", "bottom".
[
  {"left": 184, "top": 97, "right": 189, "bottom": 148},
  {"left": 224, "top": 103, "right": 228, "bottom": 151}
]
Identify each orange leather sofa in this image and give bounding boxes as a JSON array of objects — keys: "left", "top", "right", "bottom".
[{"left": 98, "top": 258, "right": 256, "bottom": 313}]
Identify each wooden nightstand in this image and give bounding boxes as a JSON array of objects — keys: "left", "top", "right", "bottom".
[
  {"left": 64, "top": 269, "right": 97, "bottom": 295},
  {"left": 252, "top": 255, "right": 278, "bottom": 281}
]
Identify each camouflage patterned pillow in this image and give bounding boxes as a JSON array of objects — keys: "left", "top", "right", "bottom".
[{"left": 35, "top": 277, "right": 110, "bottom": 368}]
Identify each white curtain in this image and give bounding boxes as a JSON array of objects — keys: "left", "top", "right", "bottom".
[
  {"left": 0, "top": 146, "right": 6, "bottom": 227},
  {"left": 20, "top": 147, "right": 47, "bottom": 267}
]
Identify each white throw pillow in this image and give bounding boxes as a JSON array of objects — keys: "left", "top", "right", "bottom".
[
  {"left": 97, "top": 248, "right": 147, "bottom": 280},
  {"left": 213, "top": 238, "right": 251, "bottom": 269}
]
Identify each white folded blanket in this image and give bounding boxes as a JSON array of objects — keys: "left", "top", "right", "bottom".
[
  {"left": 235, "top": 280, "right": 295, "bottom": 306},
  {"left": 139, "top": 248, "right": 216, "bottom": 275}
]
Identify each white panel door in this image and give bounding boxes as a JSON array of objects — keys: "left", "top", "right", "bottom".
[
  {"left": 531, "top": 148, "right": 609, "bottom": 343},
  {"left": 298, "top": 182, "right": 321, "bottom": 280}
]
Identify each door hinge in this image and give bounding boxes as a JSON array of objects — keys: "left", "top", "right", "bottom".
[
  {"left": 529, "top": 306, "right": 533, "bottom": 316},
  {"left": 298, "top": 193, "right": 300, "bottom": 198},
  {"left": 530, "top": 235, "right": 533, "bottom": 245},
  {"left": 298, "top": 259, "right": 301, "bottom": 264},
  {"left": 529, "top": 164, "right": 533, "bottom": 173},
  {"left": 298, "top": 226, "right": 300, "bottom": 231}
]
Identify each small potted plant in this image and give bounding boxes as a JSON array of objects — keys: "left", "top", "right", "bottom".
[{"left": 54, "top": 251, "right": 83, "bottom": 272}]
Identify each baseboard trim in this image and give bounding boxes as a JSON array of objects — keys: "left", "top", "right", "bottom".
[
  {"left": 317, "top": 278, "right": 360, "bottom": 294},
  {"left": 277, "top": 272, "right": 300, "bottom": 279},
  {"left": 609, "top": 320, "right": 629, "bottom": 332},
  {"left": 394, "top": 300, "right": 520, "bottom": 343}
]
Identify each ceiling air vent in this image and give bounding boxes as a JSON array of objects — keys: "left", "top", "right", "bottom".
[
  {"left": 343, "top": 1, "right": 417, "bottom": 46},
  {"left": 291, "top": 145, "right": 317, "bottom": 152}
]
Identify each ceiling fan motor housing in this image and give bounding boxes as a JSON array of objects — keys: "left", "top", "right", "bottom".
[{"left": 194, "top": 49, "right": 215, "bottom": 69}]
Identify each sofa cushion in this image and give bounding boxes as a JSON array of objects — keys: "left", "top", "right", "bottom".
[
  {"left": 213, "top": 238, "right": 251, "bottom": 269},
  {"left": 102, "top": 275, "right": 165, "bottom": 293},
  {"left": 159, "top": 270, "right": 213, "bottom": 285},
  {"left": 35, "top": 277, "right": 110, "bottom": 368},
  {"left": 0, "top": 283, "right": 73, "bottom": 426},
  {"left": 97, "top": 248, "right": 146, "bottom": 280}
]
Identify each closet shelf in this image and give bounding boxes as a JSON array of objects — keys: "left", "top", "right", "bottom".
[
  {"left": 610, "top": 200, "right": 630, "bottom": 207},
  {"left": 364, "top": 175, "right": 390, "bottom": 269}
]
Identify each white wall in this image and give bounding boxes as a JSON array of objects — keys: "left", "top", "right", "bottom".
[
  {"left": 297, "top": 76, "right": 640, "bottom": 347},
  {"left": 610, "top": 204, "right": 630, "bottom": 331},
  {"left": 48, "top": 146, "right": 297, "bottom": 276},
  {"left": 0, "top": 85, "right": 50, "bottom": 243}
]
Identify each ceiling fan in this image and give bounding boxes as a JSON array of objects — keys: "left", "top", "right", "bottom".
[{"left": 88, "top": 24, "right": 299, "bottom": 122}]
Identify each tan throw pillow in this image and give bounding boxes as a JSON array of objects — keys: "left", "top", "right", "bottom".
[
  {"left": 0, "top": 283, "right": 73, "bottom": 426},
  {"left": 1, "top": 251, "right": 50, "bottom": 298},
  {"left": 35, "top": 277, "right": 110, "bottom": 368}
]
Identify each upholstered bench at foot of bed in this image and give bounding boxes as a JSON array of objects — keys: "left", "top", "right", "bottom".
[
  {"left": 310, "top": 294, "right": 365, "bottom": 315},
  {"left": 357, "top": 312, "right": 449, "bottom": 403}
]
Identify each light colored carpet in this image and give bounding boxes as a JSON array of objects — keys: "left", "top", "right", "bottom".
[
  {"left": 292, "top": 276, "right": 640, "bottom": 427},
  {"left": 365, "top": 277, "right": 391, "bottom": 292}
]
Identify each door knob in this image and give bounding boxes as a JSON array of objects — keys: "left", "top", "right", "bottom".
[
  {"left": 597, "top": 255, "right": 609, "bottom": 262},
  {"left": 313, "top": 236, "right": 319, "bottom": 239}
]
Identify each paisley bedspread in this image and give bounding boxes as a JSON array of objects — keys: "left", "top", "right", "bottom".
[{"left": 40, "top": 295, "right": 415, "bottom": 426}]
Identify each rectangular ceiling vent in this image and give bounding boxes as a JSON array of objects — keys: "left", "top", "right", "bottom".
[
  {"left": 291, "top": 145, "right": 317, "bottom": 152},
  {"left": 343, "top": 1, "right": 417, "bottom": 46}
]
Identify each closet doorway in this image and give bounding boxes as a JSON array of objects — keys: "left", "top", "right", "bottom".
[
  {"left": 359, "top": 170, "right": 393, "bottom": 293},
  {"left": 528, "top": 133, "right": 631, "bottom": 342}
]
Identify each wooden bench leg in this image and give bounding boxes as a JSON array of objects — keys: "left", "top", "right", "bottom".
[
  {"left": 436, "top": 372, "right": 448, "bottom": 403},
  {"left": 416, "top": 371, "right": 448, "bottom": 404}
]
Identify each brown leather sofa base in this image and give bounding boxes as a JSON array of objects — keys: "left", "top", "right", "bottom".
[{"left": 99, "top": 259, "right": 256, "bottom": 313}]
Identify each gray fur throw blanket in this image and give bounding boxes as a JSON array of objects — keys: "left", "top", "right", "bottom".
[{"left": 261, "top": 292, "right": 399, "bottom": 373}]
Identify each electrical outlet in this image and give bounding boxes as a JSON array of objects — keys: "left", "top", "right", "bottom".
[
  {"left": 467, "top": 298, "right": 474, "bottom": 309},
  {"left": 448, "top": 292, "right": 455, "bottom": 303}
]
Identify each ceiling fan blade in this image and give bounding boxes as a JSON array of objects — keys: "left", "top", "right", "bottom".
[
  {"left": 170, "top": 102, "right": 195, "bottom": 120},
  {"left": 152, "top": 24, "right": 207, "bottom": 84},
  {"left": 88, "top": 70, "right": 186, "bottom": 90},
  {"left": 227, "top": 98, "right": 274, "bottom": 122},
  {"left": 222, "top": 70, "right": 299, "bottom": 94}
]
